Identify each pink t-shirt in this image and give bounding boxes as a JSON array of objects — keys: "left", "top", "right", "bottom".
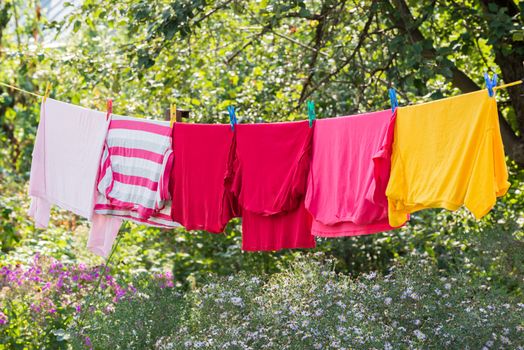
[{"left": 305, "top": 110, "right": 400, "bottom": 237}]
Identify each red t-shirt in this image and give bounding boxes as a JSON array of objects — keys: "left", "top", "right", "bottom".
[
  {"left": 170, "top": 123, "right": 238, "bottom": 233},
  {"left": 231, "top": 121, "right": 316, "bottom": 251}
]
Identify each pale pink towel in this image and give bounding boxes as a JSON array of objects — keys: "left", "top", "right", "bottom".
[{"left": 28, "top": 98, "right": 121, "bottom": 257}]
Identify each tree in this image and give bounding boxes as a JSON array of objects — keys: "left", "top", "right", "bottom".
[
  {"left": 91, "top": 0, "right": 523, "bottom": 165},
  {"left": 1, "top": 0, "right": 523, "bottom": 171}
]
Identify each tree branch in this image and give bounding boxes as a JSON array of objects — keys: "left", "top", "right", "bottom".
[
  {"left": 298, "top": 2, "right": 331, "bottom": 105},
  {"left": 389, "top": 0, "right": 524, "bottom": 167},
  {"left": 294, "top": 1, "right": 377, "bottom": 109}
]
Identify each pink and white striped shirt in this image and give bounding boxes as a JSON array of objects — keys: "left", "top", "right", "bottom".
[{"left": 94, "top": 115, "right": 179, "bottom": 228}]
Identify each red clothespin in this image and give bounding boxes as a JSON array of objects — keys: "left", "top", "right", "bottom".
[{"left": 106, "top": 99, "right": 113, "bottom": 121}]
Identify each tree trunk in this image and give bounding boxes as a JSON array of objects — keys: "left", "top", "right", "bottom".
[{"left": 390, "top": 0, "right": 524, "bottom": 167}]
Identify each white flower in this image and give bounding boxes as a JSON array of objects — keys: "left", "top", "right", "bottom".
[
  {"left": 231, "top": 297, "right": 243, "bottom": 306},
  {"left": 434, "top": 288, "right": 442, "bottom": 296},
  {"left": 372, "top": 284, "right": 380, "bottom": 293},
  {"left": 384, "top": 297, "right": 392, "bottom": 305},
  {"left": 414, "top": 329, "right": 426, "bottom": 341},
  {"left": 444, "top": 283, "right": 451, "bottom": 290},
  {"left": 338, "top": 314, "right": 347, "bottom": 322},
  {"left": 365, "top": 271, "right": 377, "bottom": 280},
  {"left": 336, "top": 300, "right": 347, "bottom": 309},
  {"left": 411, "top": 292, "right": 421, "bottom": 300},
  {"left": 501, "top": 335, "right": 511, "bottom": 345},
  {"left": 384, "top": 342, "right": 393, "bottom": 350},
  {"left": 413, "top": 319, "right": 421, "bottom": 326}
]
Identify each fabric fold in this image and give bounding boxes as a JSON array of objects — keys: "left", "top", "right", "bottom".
[
  {"left": 305, "top": 110, "right": 403, "bottom": 237},
  {"left": 231, "top": 120, "right": 315, "bottom": 251},
  {"left": 93, "top": 115, "right": 180, "bottom": 229},
  {"left": 170, "top": 123, "right": 239, "bottom": 233},
  {"left": 386, "top": 89, "right": 510, "bottom": 226}
]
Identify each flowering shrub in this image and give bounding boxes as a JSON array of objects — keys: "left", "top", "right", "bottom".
[
  {"left": 0, "top": 253, "right": 173, "bottom": 348},
  {"left": 71, "top": 275, "right": 184, "bottom": 349},
  {"left": 148, "top": 256, "right": 524, "bottom": 350}
]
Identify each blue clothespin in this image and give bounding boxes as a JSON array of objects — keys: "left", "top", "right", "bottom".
[
  {"left": 227, "top": 105, "right": 237, "bottom": 131},
  {"left": 389, "top": 88, "right": 398, "bottom": 113},
  {"left": 307, "top": 100, "right": 315, "bottom": 128},
  {"left": 484, "top": 72, "right": 498, "bottom": 97}
]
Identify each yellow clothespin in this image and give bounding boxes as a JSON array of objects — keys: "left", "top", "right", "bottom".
[
  {"left": 43, "top": 82, "right": 51, "bottom": 103},
  {"left": 169, "top": 103, "right": 176, "bottom": 127}
]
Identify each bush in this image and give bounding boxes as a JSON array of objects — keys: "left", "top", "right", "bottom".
[
  {"left": 70, "top": 274, "right": 184, "bottom": 349},
  {"left": 0, "top": 253, "right": 170, "bottom": 348},
  {"left": 77, "top": 256, "right": 524, "bottom": 349}
]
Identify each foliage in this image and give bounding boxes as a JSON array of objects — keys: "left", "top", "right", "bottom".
[
  {"left": 0, "top": 253, "right": 170, "bottom": 348},
  {"left": 71, "top": 274, "right": 184, "bottom": 350},
  {"left": 76, "top": 256, "right": 524, "bottom": 349},
  {"left": 0, "top": 0, "right": 523, "bottom": 348}
]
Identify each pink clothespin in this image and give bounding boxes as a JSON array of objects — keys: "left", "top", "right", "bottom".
[{"left": 106, "top": 99, "right": 113, "bottom": 121}]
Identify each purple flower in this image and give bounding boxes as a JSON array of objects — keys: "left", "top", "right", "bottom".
[
  {"left": 42, "top": 282, "right": 52, "bottom": 291},
  {"left": 84, "top": 336, "right": 92, "bottom": 348},
  {"left": 30, "top": 303, "right": 41, "bottom": 313},
  {"left": 128, "top": 284, "right": 137, "bottom": 294},
  {"left": 114, "top": 287, "right": 126, "bottom": 302},
  {"left": 0, "top": 311, "right": 8, "bottom": 325}
]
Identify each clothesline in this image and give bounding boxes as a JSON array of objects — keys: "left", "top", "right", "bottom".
[
  {"left": 0, "top": 82, "right": 43, "bottom": 98},
  {"left": 0, "top": 78, "right": 522, "bottom": 110},
  {"left": 27, "top": 89, "right": 512, "bottom": 258}
]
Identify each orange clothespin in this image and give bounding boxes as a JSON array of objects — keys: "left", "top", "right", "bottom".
[
  {"left": 43, "top": 82, "right": 51, "bottom": 103},
  {"left": 106, "top": 99, "right": 113, "bottom": 121},
  {"left": 169, "top": 103, "right": 176, "bottom": 127}
]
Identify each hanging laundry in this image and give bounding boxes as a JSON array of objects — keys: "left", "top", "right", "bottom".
[
  {"left": 90, "top": 115, "right": 180, "bottom": 257},
  {"left": 28, "top": 98, "right": 119, "bottom": 230},
  {"left": 230, "top": 120, "right": 316, "bottom": 251},
  {"left": 169, "top": 123, "right": 238, "bottom": 233},
  {"left": 386, "top": 90, "right": 510, "bottom": 227},
  {"left": 87, "top": 214, "right": 123, "bottom": 257},
  {"left": 305, "top": 110, "right": 405, "bottom": 237}
]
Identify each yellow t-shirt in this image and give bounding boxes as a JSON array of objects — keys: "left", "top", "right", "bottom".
[{"left": 386, "top": 89, "right": 510, "bottom": 227}]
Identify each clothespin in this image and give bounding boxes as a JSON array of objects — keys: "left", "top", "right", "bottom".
[
  {"left": 169, "top": 103, "right": 176, "bottom": 127},
  {"left": 484, "top": 72, "right": 498, "bottom": 97},
  {"left": 307, "top": 100, "right": 316, "bottom": 127},
  {"left": 106, "top": 99, "right": 113, "bottom": 121},
  {"left": 43, "top": 82, "right": 51, "bottom": 103},
  {"left": 227, "top": 105, "right": 237, "bottom": 131},
  {"left": 389, "top": 88, "right": 398, "bottom": 112}
]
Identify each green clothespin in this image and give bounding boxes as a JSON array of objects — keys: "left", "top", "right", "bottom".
[{"left": 307, "top": 100, "right": 315, "bottom": 128}]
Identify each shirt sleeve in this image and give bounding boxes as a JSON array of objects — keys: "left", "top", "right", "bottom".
[
  {"left": 366, "top": 111, "right": 397, "bottom": 209},
  {"left": 87, "top": 214, "right": 122, "bottom": 258},
  {"left": 464, "top": 127, "right": 509, "bottom": 219},
  {"left": 492, "top": 115, "right": 510, "bottom": 197}
]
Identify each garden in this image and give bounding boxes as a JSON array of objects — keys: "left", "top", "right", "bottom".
[{"left": 1, "top": 1, "right": 524, "bottom": 349}]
